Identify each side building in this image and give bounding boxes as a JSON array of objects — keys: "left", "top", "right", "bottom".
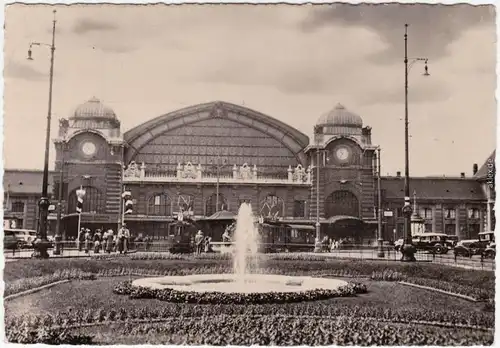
[{"left": 3, "top": 98, "right": 495, "bottom": 241}]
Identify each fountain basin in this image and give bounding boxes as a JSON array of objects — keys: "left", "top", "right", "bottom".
[{"left": 132, "top": 274, "right": 348, "bottom": 294}]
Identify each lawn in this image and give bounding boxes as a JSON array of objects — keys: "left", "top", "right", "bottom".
[{"left": 4, "top": 255, "right": 495, "bottom": 345}]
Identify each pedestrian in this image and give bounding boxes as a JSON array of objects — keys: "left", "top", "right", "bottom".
[
  {"left": 120, "top": 224, "right": 130, "bottom": 254},
  {"left": 106, "top": 229, "right": 114, "bottom": 254},
  {"left": 84, "top": 229, "right": 91, "bottom": 254},
  {"left": 204, "top": 236, "right": 211, "bottom": 253},
  {"left": 78, "top": 227, "right": 85, "bottom": 251},
  {"left": 195, "top": 230, "right": 204, "bottom": 254},
  {"left": 117, "top": 228, "right": 124, "bottom": 254},
  {"left": 93, "top": 229, "right": 102, "bottom": 254}
]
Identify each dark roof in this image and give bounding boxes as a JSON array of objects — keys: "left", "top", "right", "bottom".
[
  {"left": 4, "top": 169, "right": 55, "bottom": 195},
  {"left": 474, "top": 150, "right": 495, "bottom": 180},
  {"left": 381, "top": 177, "right": 485, "bottom": 201}
]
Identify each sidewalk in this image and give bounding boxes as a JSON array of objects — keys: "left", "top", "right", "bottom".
[{"left": 4, "top": 248, "right": 137, "bottom": 259}]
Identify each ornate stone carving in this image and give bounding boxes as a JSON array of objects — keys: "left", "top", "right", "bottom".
[
  {"left": 238, "top": 163, "right": 253, "bottom": 180},
  {"left": 293, "top": 164, "right": 307, "bottom": 182},
  {"left": 58, "top": 118, "right": 69, "bottom": 137},
  {"left": 124, "top": 161, "right": 141, "bottom": 178},
  {"left": 179, "top": 162, "right": 198, "bottom": 179},
  {"left": 210, "top": 102, "right": 228, "bottom": 119}
]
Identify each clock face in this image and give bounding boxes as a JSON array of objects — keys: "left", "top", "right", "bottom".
[
  {"left": 81, "top": 141, "right": 97, "bottom": 156},
  {"left": 335, "top": 147, "right": 350, "bottom": 161}
]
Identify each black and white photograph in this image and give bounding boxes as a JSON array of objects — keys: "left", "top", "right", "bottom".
[{"left": 2, "top": 2, "right": 496, "bottom": 345}]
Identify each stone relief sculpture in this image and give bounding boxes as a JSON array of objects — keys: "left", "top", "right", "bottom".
[
  {"left": 123, "top": 161, "right": 141, "bottom": 178},
  {"left": 239, "top": 163, "right": 253, "bottom": 180},
  {"left": 293, "top": 164, "right": 306, "bottom": 182},
  {"left": 58, "top": 118, "right": 69, "bottom": 137},
  {"left": 179, "top": 162, "right": 198, "bottom": 179}
]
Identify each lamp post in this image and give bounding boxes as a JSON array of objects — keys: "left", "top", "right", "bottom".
[
  {"left": 376, "top": 147, "right": 385, "bottom": 258},
  {"left": 400, "top": 23, "right": 430, "bottom": 262},
  {"left": 28, "top": 9, "right": 57, "bottom": 259},
  {"left": 209, "top": 155, "right": 227, "bottom": 213},
  {"left": 53, "top": 142, "right": 65, "bottom": 255}
]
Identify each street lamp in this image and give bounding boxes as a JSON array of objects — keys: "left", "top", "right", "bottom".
[
  {"left": 376, "top": 147, "right": 385, "bottom": 258},
  {"left": 313, "top": 126, "right": 322, "bottom": 244},
  {"left": 53, "top": 142, "right": 66, "bottom": 255},
  {"left": 29, "top": 9, "right": 57, "bottom": 259},
  {"left": 209, "top": 155, "right": 227, "bottom": 213},
  {"left": 400, "top": 23, "right": 430, "bottom": 262}
]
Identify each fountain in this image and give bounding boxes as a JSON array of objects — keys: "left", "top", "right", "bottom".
[{"left": 132, "top": 203, "right": 348, "bottom": 294}]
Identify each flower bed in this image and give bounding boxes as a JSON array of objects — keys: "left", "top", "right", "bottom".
[
  {"left": 81, "top": 315, "right": 494, "bottom": 346},
  {"left": 112, "top": 280, "right": 367, "bottom": 304},
  {"left": 404, "top": 277, "right": 493, "bottom": 301},
  {"left": 4, "top": 269, "right": 96, "bottom": 297}
]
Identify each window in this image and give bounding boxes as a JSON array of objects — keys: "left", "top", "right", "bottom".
[
  {"left": 445, "top": 208, "right": 456, "bottom": 219},
  {"left": 205, "top": 193, "right": 227, "bottom": 217},
  {"left": 68, "top": 186, "right": 105, "bottom": 214},
  {"left": 468, "top": 208, "right": 480, "bottom": 219},
  {"left": 291, "top": 229, "right": 299, "bottom": 239},
  {"left": 445, "top": 224, "right": 455, "bottom": 235},
  {"left": 424, "top": 223, "right": 433, "bottom": 232},
  {"left": 396, "top": 207, "right": 403, "bottom": 217},
  {"left": 419, "top": 207, "right": 433, "bottom": 219},
  {"left": 11, "top": 201, "right": 25, "bottom": 213},
  {"left": 293, "top": 200, "right": 306, "bottom": 218},
  {"left": 148, "top": 194, "right": 172, "bottom": 216},
  {"left": 260, "top": 195, "right": 284, "bottom": 219}
]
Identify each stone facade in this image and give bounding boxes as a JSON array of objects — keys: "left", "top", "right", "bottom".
[{"left": 4, "top": 99, "right": 495, "bottom": 241}]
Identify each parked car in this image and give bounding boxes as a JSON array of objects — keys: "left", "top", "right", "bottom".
[
  {"left": 412, "top": 233, "right": 452, "bottom": 254},
  {"left": 3, "top": 229, "right": 25, "bottom": 250},
  {"left": 483, "top": 242, "right": 496, "bottom": 259},
  {"left": 477, "top": 231, "right": 495, "bottom": 249},
  {"left": 453, "top": 240, "right": 481, "bottom": 258},
  {"left": 9, "top": 229, "right": 38, "bottom": 248}
]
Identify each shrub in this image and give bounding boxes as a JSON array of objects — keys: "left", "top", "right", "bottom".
[
  {"left": 97, "top": 315, "right": 494, "bottom": 346},
  {"left": 5, "top": 318, "right": 93, "bottom": 345}
]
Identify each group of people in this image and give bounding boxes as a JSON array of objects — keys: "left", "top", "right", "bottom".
[
  {"left": 193, "top": 230, "right": 213, "bottom": 254},
  {"left": 77, "top": 224, "right": 131, "bottom": 254}
]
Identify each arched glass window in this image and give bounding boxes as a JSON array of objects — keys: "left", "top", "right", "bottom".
[
  {"left": 205, "top": 193, "right": 228, "bottom": 216},
  {"left": 67, "top": 186, "right": 105, "bottom": 214},
  {"left": 324, "top": 190, "right": 359, "bottom": 218},
  {"left": 11, "top": 201, "right": 25, "bottom": 213},
  {"left": 259, "top": 195, "right": 284, "bottom": 219},
  {"left": 147, "top": 194, "right": 172, "bottom": 216}
]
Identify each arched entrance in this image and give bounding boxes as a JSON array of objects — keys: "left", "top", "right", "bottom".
[{"left": 324, "top": 190, "right": 359, "bottom": 218}]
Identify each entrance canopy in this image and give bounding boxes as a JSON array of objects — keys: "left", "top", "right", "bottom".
[
  {"left": 287, "top": 224, "right": 315, "bottom": 231},
  {"left": 325, "top": 215, "right": 364, "bottom": 225},
  {"left": 204, "top": 210, "right": 236, "bottom": 221}
]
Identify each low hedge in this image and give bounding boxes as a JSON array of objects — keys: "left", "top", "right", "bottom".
[
  {"left": 4, "top": 269, "right": 96, "bottom": 297},
  {"left": 89, "top": 315, "right": 494, "bottom": 345},
  {"left": 112, "top": 280, "right": 367, "bottom": 304},
  {"left": 5, "top": 319, "right": 93, "bottom": 345},
  {"left": 405, "top": 277, "right": 493, "bottom": 301},
  {"left": 6, "top": 256, "right": 494, "bottom": 290}
]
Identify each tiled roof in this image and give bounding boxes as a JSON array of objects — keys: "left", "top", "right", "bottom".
[
  {"left": 4, "top": 170, "right": 55, "bottom": 195},
  {"left": 381, "top": 177, "right": 485, "bottom": 201},
  {"left": 474, "top": 150, "right": 495, "bottom": 180}
]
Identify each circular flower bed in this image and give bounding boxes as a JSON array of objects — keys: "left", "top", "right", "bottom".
[{"left": 113, "top": 280, "right": 367, "bottom": 304}]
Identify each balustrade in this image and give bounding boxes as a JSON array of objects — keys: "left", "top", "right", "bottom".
[{"left": 123, "top": 161, "right": 311, "bottom": 185}]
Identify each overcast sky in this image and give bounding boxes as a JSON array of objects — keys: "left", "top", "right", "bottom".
[{"left": 4, "top": 3, "right": 496, "bottom": 176}]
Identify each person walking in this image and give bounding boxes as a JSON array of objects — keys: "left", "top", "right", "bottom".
[
  {"left": 195, "top": 230, "right": 204, "bottom": 254},
  {"left": 121, "top": 224, "right": 130, "bottom": 254}
]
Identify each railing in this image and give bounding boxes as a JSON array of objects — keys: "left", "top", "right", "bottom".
[
  {"left": 122, "top": 161, "right": 312, "bottom": 185},
  {"left": 4, "top": 241, "right": 496, "bottom": 271}
]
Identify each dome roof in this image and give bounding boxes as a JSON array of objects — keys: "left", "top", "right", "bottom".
[
  {"left": 71, "top": 97, "right": 116, "bottom": 120},
  {"left": 316, "top": 103, "right": 363, "bottom": 128}
]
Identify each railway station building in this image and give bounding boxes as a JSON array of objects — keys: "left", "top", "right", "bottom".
[{"left": 3, "top": 98, "right": 496, "bottom": 242}]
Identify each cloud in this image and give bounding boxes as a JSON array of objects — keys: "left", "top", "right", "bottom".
[
  {"left": 92, "top": 43, "right": 137, "bottom": 54},
  {"left": 301, "top": 3, "right": 495, "bottom": 63},
  {"left": 4, "top": 60, "right": 47, "bottom": 81},
  {"left": 73, "top": 18, "right": 118, "bottom": 35}
]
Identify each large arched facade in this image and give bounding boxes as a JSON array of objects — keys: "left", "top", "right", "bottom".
[{"left": 123, "top": 101, "right": 309, "bottom": 176}]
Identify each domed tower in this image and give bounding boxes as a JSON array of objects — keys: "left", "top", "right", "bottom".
[
  {"left": 52, "top": 98, "right": 125, "bottom": 237},
  {"left": 308, "top": 103, "right": 378, "bottom": 239}
]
